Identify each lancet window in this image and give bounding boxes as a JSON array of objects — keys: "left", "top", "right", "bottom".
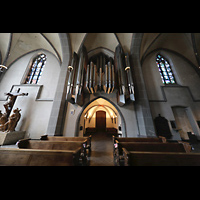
[
  {"left": 25, "top": 53, "right": 47, "bottom": 84},
  {"left": 156, "top": 54, "right": 176, "bottom": 84}
]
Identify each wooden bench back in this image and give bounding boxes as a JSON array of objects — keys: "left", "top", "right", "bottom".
[
  {"left": 40, "top": 135, "right": 88, "bottom": 142},
  {"left": 40, "top": 135, "right": 92, "bottom": 152},
  {"left": 114, "top": 136, "right": 166, "bottom": 143},
  {"left": 18, "top": 140, "right": 85, "bottom": 150},
  {"left": 0, "top": 148, "right": 81, "bottom": 166},
  {"left": 123, "top": 149, "right": 200, "bottom": 166},
  {"left": 118, "top": 142, "right": 191, "bottom": 153}
]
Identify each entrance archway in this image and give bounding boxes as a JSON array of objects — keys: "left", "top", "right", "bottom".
[{"left": 75, "top": 96, "right": 126, "bottom": 137}]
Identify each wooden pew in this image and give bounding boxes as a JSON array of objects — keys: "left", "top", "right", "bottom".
[
  {"left": 0, "top": 148, "right": 82, "bottom": 166},
  {"left": 113, "top": 136, "right": 167, "bottom": 144},
  {"left": 122, "top": 148, "right": 200, "bottom": 166},
  {"left": 18, "top": 139, "right": 88, "bottom": 165},
  {"left": 113, "top": 136, "right": 167, "bottom": 158},
  {"left": 114, "top": 141, "right": 191, "bottom": 166},
  {"left": 40, "top": 135, "right": 92, "bottom": 154},
  {"left": 106, "top": 128, "right": 118, "bottom": 137}
]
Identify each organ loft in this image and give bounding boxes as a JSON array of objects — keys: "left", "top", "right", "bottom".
[{"left": 66, "top": 45, "right": 135, "bottom": 107}]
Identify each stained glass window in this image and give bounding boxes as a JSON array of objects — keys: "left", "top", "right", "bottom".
[
  {"left": 156, "top": 54, "right": 176, "bottom": 84},
  {"left": 25, "top": 54, "right": 46, "bottom": 84}
]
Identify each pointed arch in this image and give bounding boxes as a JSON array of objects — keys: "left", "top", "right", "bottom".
[
  {"left": 156, "top": 53, "right": 176, "bottom": 84},
  {"left": 74, "top": 96, "right": 127, "bottom": 137},
  {"left": 24, "top": 53, "right": 47, "bottom": 84},
  {"left": 78, "top": 33, "right": 120, "bottom": 54}
]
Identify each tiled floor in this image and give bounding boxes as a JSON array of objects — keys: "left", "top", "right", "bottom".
[{"left": 89, "top": 131, "right": 114, "bottom": 166}]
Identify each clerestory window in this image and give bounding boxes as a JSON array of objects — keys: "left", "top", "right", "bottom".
[
  {"left": 25, "top": 53, "right": 47, "bottom": 84},
  {"left": 156, "top": 54, "right": 176, "bottom": 84}
]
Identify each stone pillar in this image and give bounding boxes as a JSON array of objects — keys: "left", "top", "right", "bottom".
[
  {"left": 130, "top": 33, "right": 156, "bottom": 137},
  {"left": 46, "top": 33, "right": 71, "bottom": 136}
]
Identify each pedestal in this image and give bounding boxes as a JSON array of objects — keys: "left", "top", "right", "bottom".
[{"left": 0, "top": 131, "right": 26, "bottom": 145}]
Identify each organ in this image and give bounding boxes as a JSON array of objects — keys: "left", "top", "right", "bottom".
[{"left": 66, "top": 45, "right": 135, "bottom": 107}]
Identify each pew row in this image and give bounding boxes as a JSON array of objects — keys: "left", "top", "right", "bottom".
[
  {"left": 17, "top": 139, "right": 88, "bottom": 165},
  {"left": 40, "top": 135, "right": 92, "bottom": 153},
  {"left": 122, "top": 148, "right": 200, "bottom": 166},
  {"left": 113, "top": 136, "right": 167, "bottom": 159},
  {"left": 114, "top": 142, "right": 191, "bottom": 166},
  {"left": 113, "top": 136, "right": 167, "bottom": 144},
  {"left": 0, "top": 148, "right": 82, "bottom": 166}
]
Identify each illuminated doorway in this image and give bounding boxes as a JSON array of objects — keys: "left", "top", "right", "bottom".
[{"left": 76, "top": 97, "right": 126, "bottom": 137}]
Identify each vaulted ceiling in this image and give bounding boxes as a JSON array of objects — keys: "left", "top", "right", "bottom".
[
  {"left": 0, "top": 33, "right": 199, "bottom": 69},
  {"left": 0, "top": 33, "right": 62, "bottom": 66},
  {"left": 69, "top": 33, "right": 133, "bottom": 54},
  {"left": 141, "top": 33, "right": 198, "bottom": 67}
]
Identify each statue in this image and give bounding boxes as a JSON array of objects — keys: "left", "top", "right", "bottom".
[
  {"left": 0, "top": 88, "right": 28, "bottom": 133},
  {"left": 4, "top": 108, "right": 21, "bottom": 132},
  {"left": 0, "top": 110, "right": 2, "bottom": 118},
  {"left": 0, "top": 108, "right": 26, "bottom": 145},
  {"left": 4, "top": 89, "right": 28, "bottom": 116},
  {"left": 0, "top": 111, "right": 8, "bottom": 132}
]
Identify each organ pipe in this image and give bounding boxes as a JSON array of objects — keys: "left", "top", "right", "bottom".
[
  {"left": 74, "top": 46, "right": 86, "bottom": 106},
  {"left": 125, "top": 53, "right": 135, "bottom": 101},
  {"left": 107, "top": 61, "right": 112, "bottom": 94},
  {"left": 103, "top": 64, "right": 108, "bottom": 93},
  {"left": 86, "top": 53, "right": 116, "bottom": 95},
  {"left": 99, "top": 67, "right": 102, "bottom": 91},
  {"left": 111, "top": 64, "right": 115, "bottom": 93},
  {"left": 66, "top": 52, "right": 78, "bottom": 104},
  {"left": 86, "top": 64, "right": 90, "bottom": 91},
  {"left": 66, "top": 65, "right": 73, "bottom": 94},
  {"left": 116, "top": 45, "right": 126, "bottom": 106},
  {"left": 93, "top": 64, "right": 97, "bottom": 93},
  {"left": 89, "top": 61, "right": 94, "bottom": 93},
  {"left": 97, "top": 56, "right": 102, "bottom": 91}
]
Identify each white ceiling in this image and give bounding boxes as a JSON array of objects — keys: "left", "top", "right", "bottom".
[
  {"left": 68, "top": 33, "right": 133, "bottom": 54},
  {"left": 0, "top": 33, "right": 199, "bottom": 69}
]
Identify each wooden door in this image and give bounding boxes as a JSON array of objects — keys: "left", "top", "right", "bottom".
[{"left": 96, "top": 111, "right": 106, "bottom": 132}]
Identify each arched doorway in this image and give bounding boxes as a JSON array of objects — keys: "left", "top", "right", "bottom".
[{"left": 75, "top": 97, "right": 126, "bottom": 137}]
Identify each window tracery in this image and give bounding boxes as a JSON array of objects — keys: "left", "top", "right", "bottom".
[
  {"left": 25, "top": 54, "right": 47, "bottom": 84},
  {"left": 156, "top": 54, "right": 176, "bottom": 84}
]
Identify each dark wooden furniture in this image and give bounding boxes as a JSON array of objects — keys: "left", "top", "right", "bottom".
[
  {"left": 114, "top": 141, "right": 191, "bottom": 166},
  {"left": 123, "top": 149, "right": 200, "bottom": 166},
  {"left": 113, "top": 136, "right": 167, "bottom": 144},
  {"left": 0, "top": 148, "right": 81, "bottom": 166},
  {"left": 40, "top": 135, "right": 92, "bottom": 153},
  {"left": 18, "top": 139, "right": 89, "bottom": 165}
]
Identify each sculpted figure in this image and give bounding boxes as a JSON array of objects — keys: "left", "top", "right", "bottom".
[
  {"left": 0, "top": 112, "right": 8, "bottom": 132},
  {"left": 4, "top": 108, "right": 21, "bottom": 132},
  {"left": 0, "top": 88, "right": 27, "bottom": 133},
  {"left": 4, "top": 91, "right": 27, "bottom": 116}
]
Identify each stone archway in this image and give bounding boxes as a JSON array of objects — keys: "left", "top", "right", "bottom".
[{"left": 75, "top": 96, "right": 127, "bottom": 137}]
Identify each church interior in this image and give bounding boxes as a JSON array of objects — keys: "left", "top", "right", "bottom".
[{"left": 1, "top": 33, "right": 200, "bottom": 166}]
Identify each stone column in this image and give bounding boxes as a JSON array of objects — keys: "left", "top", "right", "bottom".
[
  {"left": 46, "top": 33, "right": 71, "bottom": 136},
  {"left": 130, "top": 33, "right": 156, "bottom": 137}
]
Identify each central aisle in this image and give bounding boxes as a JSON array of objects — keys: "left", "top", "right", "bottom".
[{"left": 89, "top": 131, "right": 114, "bottom": 166}]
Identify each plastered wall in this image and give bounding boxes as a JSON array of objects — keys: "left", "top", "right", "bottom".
[
  {"left": 142, "top": 50, "right": 200, "bottom": 139},
  {"left": 0, "top": 50, "right": 60, "bottom": 139}
]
